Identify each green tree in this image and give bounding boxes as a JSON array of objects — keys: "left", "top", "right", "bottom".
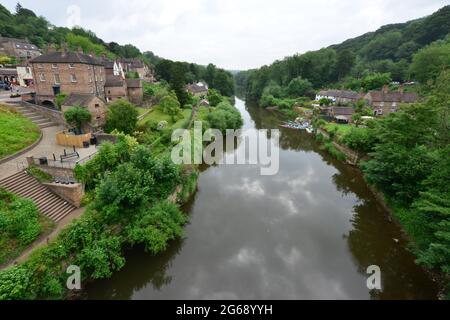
[
  {"left": 286, "top": 77, "right": 313, "bottom": 97},
  {"left": 336, "top": 49, "right": 356, "bottom": 80},
  {"left": 410, "top": 38, "right": 450, "bottom": 84},
  {"left": 105, "top": 100, "right": 139, "bottom": 134},
  {"left": 160, "top": 92, "right": 182, "bottom": 122},
  {"left": 63, "top": 106, "right": 92, "bottom": 131},
  {"left": 207, "top": 89, "right": 223, "bottom": 107}
]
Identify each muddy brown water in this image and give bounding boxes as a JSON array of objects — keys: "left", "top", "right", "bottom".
[{"left": 85, "top": 98, "right": 438, "bottom": 300}]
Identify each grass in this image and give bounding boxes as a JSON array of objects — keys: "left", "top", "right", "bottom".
[
  {"left": 140, "top": 105, "right": 192, "bottom": 128},
  {"left": 323, "top": 123, "right": 353, "bottom": 139},
  {"left": 136, "top": 107, "right": 149, "bottom": 116},
  {"left": 0, "top": 105, "right": 41, "bottom": 159}
]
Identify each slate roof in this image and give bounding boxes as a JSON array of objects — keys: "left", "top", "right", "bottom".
[
  {"left": 332, "top": 107, "right": 355, "bottom": 116},
  {"left": 187, "top": 83, "right": 208, "bottom": 94},
  {"left": 30, "top": 51, "right": 103, "bottom": 66},
  {"left": 62, "top": 93, "right": 102, "bottom": 107},
  {"left": 119, "top": 58, "right": 144, "bottom": 68},
  {"left": 318, "top": 89, "right": 361, "bottom": 100},
  {"left": 105, "top": 75, "right": 125, "bottom": 87},
  {"left": 125, "top": 79, "right": 142, "bottom": 88},
  {"left": 367, "top": 91, "right": 418, "bottom": 103}
]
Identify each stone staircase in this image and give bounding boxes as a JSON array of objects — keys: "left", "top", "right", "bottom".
[
  {"left": 0, "top": 171, "right": 76, "bottom": 222},
  {"left": 14, "top": 105, "right": 56, "bottom": 129}
]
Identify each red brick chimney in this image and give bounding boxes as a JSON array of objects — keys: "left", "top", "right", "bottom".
[
  {"left": 382, "top": 84, "right": 389, "bottom": 94},
  {"left": 47, "top": 43, "right": 56, "bottom": 53},
  {"left": 399, "top": 84, "right": 404, "bottom": 94}
]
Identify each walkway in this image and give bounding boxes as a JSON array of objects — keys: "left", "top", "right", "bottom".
[{"left": 0, "top": 125, "right": 98, "bottom": 180}]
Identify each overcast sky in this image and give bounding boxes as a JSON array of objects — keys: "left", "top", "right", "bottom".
[{"left": 2, "top": 0, "right": 449, "bottom": 70}]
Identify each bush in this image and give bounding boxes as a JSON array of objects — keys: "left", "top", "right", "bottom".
[
  {"left": 342, "top": 127, "right": 378, "bottom": 153},
  {"left": 105, "top": 100, "right": 139, "bottom": 134},
  {"left": 206, "top": 101, "right": 243, "bottom": 133}
]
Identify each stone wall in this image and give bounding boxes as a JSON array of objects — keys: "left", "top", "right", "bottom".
[
  {"left": 316, "top": 128, "right": 360, "bottom": 165},
  {"left": 26, "top": 158, "right": 75, "bottom": 178},
  {"left": 43, "top": 182, "right": 84, "bottom": 208},
  {"left": 21, "top": 101, "right": 65, "bottom": 125}
]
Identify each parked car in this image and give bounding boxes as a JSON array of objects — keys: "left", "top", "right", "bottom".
[{"left": 0, "top": 82, "right": 11, "bottom": 90}]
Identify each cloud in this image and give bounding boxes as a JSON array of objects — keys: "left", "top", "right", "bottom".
[{"left": 2, "top": 0, "right": 447, "bottom": 69}]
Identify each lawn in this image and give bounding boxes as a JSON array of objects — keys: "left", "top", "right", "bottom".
[
  {"left": 136, "top": 107, "right": 149, "bottom": 116},
  {"left": 0, "top": 105, "right": 41, "bottom": 159},
  {"left": 323, "top": 123, "right": 353, "bottom": 138},
  {"left": 139, "top": 105, "right": 192, "bottom": 129}
]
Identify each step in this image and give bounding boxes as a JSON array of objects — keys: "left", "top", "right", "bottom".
[
  {"left": 33, "top": 118, "right": 50, "bottom": 124},
  {"left": 38, "top": 122, "right": 55, "bottom": 128}
]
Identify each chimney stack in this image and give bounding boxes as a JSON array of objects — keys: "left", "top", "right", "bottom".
[
  {"left": 47, "top": 43, "right": 56, "bottom": 53},
  {"left": 77, "top": 47, "right": 84, "bottom": 54},
  {"left": 382, "top": 84, "right": 389, "bottom": 94},
  {"left": 399, "top": 84, "right": 404, "bottom": 94}
]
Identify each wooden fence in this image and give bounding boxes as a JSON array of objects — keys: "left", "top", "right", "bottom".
[{"left": 56, "top": 131, "right": 92, "bottom": 148}]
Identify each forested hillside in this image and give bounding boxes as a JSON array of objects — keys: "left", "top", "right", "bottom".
[{"left": 237, "top": 5, "right": 450, "bottom": 100}]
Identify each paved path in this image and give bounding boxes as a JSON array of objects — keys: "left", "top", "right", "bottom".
[{"left": 0, "top": 125, "right": 98, "bottom": 180}]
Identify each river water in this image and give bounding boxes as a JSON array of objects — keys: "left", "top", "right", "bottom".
[{"left": 86, "top": 98, "right": 438, "bottom": 300}]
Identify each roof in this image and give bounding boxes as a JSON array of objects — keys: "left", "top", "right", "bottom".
[
  {"left": 105, "top": 75, "right": 125, "bottom": 87},
  {"left": 367, "top": 91, "right": 418, "bottom": 103},
  {"left": 318, "top": 89, "right": 360, "bottom": 100},
  {"left": 30, "top": 51, "right": 103, "bottom": 66},
  {"left": 187, "top": 83, "right": 208, "bottom": 94},
  {"left": 125, "top": 79, "right": 142, "bottom": 88},
  {"left": 119, "top": 58, "right": 144, "bottom": 68},
  {"left": 62, "top": 93, "right": 103, "bottom": 107},
  {"left": 0, "top": 68, "right": 18, "bottom": 76},
  {"left": 332, "top": 107, "right": 355, "bottom": 116},
  {"left": 0, "top": 37, "right": 40, "bottom": 51}
]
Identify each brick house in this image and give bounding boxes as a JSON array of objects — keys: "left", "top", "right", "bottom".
[
  {"left": 365, "top": 85, "right": 418, "bottom": 116},
  {"left": 0, "top": 36, "right": 41, "bottom": 62},
  {"left": 119, "top": 58, "right": 149, "bottom": 79},
  {"left": 30, "top": 49, "right": 106, "bottom": 106},
  {"left": 187, "top": 82, "right": 208, "bottom": 97},
  {"left": 61, "top": 93, "right": 108, "bottom": 132},
  {"left": 125, "top": 79, "right": 143, "bottom": 105},
  {"left": 105, "top": 75, "right": 128, "bottom": 102}
]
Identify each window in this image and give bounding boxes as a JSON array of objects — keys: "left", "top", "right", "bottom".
[
  {"left": 70, "top": 74, "right": 77, "bottom": 83},
  {"left": 95, "top": 104, "right": 100, "bottom": 108},
  {"left": 38, "top": 64, "right": 43, "bottom": 69},
  {"left": 52, "top": 64, "right": 58, "bottom": 69},
  {"left": 39, "top": 73, "right": 46, "bottom": 82},
  {"left": 54, "top": 74, "right": 60, "bottom": 84},
  {"left": 87, "top": 65, "right": 91, "bottom": 70},
  {"left": 89, "top": 76, "right": 93, "bottom": 83},
  {"left": 69, "top": 63, "right": 75, "bottom": 68},
  {"left": 96, "top": 116, "right": 101, "bottom": 120}
]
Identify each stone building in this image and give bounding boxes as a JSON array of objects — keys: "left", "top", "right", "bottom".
[
  {"left": 105, "top": 75, "right": 128, "bottom": 102},
  {"left": 365, "top": 85, "right": 418, "bottom": 116},
  {"left": 187, "top": 82, "right": 208, "bottom": 97},
  {"left": 119, "top": 58, "right": 148, "bottom": 79},
  {"left": 315, "top": 89, "right": 363, "bottom": 105},
  {"left": 0, "top": 36, "right": 41, "bottom": 62},
  {"left": 125, "top": 79, "right": 143, "bottom": 105},
  {"left": 30, "top": 49, "right": 106, "bottom": 106},
  {"left": 61, "top": 93, "right": 108, "bottom": 132}
]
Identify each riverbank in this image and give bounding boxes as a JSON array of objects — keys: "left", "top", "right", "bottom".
[{"left": 311, "top": 125, "right": 448, "bottom": 299}]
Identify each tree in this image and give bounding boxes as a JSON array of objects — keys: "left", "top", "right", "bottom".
[
  {"left": 160, "top": 92, "right": 182, "bottom": 122},
  {"left": 410, "top": 38, "right": 450, "bottom": 84},
  {"left": 207, "top": 89, "right": 223, "bottom": 107},
  {"left": 286, "top": 77, "right": 313, "bottom": 97},
  {"left": 336, "top": 49, "right": 356, "bottom": 80},
  {"left": 63, "top": 106, "right": 91, "bottom": 131},
  {"left": 169, "top": 62, "right": 190, "bottom": 106},
  {"left": 105, "top": 100, "right": 139, "bottom": 134},
  {"left": 361, "top": 73, "right": 392, "bottom": 91}
]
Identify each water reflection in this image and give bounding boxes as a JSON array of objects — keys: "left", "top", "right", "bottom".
[{"left": 85, "top": 98, "right": 438, "bottom": 300}]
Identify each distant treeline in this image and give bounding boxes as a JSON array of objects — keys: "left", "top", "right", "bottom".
[{"left": 236, "top": 5, "right": 450, "bottom": 101}]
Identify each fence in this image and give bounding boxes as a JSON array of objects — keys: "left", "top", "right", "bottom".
[
  {"left": 27, "top": 151, "right": 98, "bottom": 170},
  {"left": 56, "top": 131, "right": 92, "bottom": 148}
]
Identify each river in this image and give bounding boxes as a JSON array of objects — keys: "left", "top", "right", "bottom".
[{"left": 85, "top": 98, "right": 438, "bottom": 300}]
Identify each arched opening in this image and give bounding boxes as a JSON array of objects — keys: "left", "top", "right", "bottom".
[{"left": 41, "top": 100, "right": 56, "bottom": 108}]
